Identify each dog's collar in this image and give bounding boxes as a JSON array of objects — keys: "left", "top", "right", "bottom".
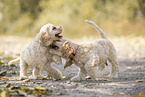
[
  {"left": 36, "top": 41, "right": 52, "bottom": 48},
  {"left": 69, "top": 53, "right": 76, "bottom": 60},
  {"left": 69, "top": 46, "right": 78, "bottom": 61},
  {"left": 40, "top": 43, "right": 52, "bottom": 48},
  {"left": 37, "top": 41, "right": 59, "bottom": 50}
]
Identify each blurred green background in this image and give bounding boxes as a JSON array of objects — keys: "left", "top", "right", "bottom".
[{"left": 0, "top": 0, "right": 145, "bottom": 40}]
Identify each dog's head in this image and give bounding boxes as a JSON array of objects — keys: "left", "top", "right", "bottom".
[
  {"left": 62, "top": 40, "right": 76, "bottom": 58},
  {"left": 39, "top": 23, "right": 63, "bottom": 46},
  {"left": 49, "top": 39, "right": 76, "bottom": 58},
  {"left": 49, "top": 39, "right": 76, "bottom": 68}
]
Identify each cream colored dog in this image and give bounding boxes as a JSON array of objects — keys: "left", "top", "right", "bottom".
[
  {"left": 50, "top": 20, "right": 119, "bottom": 81},
  {"left": 8, "top": 23, "right": 63, "bottom": 80}
]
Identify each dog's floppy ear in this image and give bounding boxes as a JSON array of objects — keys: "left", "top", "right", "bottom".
[
  {"left": 63, "top": 41, "right": 75, "bottom": 55},
  {"left": 39, "top": 31, "right": 52, "bottom": 46},
  {"left": 39, "top": 31, "right": 45, "bottom": 43}
]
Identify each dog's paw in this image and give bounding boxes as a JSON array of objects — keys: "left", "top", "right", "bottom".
[
  {"left": 31, "top": 74, "right": 46, "bottom": 79},
  {"left": 53, "top": 76, "right": 65, "bottom": 81},
  {"left": 71, "top": 76, "right": 82, "bottom": 81},
  {"left": 53, "top": 75, "right": 63, "bottom": 80}
]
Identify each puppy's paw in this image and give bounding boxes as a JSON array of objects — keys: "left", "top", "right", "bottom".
[
  {"left": 71, "top": 76, "right": 82, "bottom": 81},
  {"left": 53, "top": 76, "right": 65, "bottom": 81},
  {"left": 31, "top": 75, "right": 46, "bottom": 79},
  {"left": 53, "top": 75, "right": 63, "bottom": 80}
]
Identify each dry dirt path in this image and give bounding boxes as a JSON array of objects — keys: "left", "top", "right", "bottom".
[{"left": 0, "top": 58, "right": 145, "bottom": 97}]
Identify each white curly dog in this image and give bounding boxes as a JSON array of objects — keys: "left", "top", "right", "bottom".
[
  {"left": 8, "top": 23, "right": 63, "bottom": 80},
  {"left": 50, "top": 20, "right": 119, "bottom": 81}
]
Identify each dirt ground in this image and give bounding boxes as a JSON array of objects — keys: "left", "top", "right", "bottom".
[{"left": 0, "top": 36, "right": 145, "bottom": 97}]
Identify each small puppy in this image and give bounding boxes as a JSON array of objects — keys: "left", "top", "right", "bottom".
[
  {"left": 8, "top": 23, "right": 63, "bottom": 80},
  {"left": 50, "top": 20, "right": 119, "bottom": 81}
]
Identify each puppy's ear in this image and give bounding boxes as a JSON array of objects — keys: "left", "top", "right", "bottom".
[
  {"left": 63, "top": 41, "right": 75, "bottom": 55},
  {"left": 68, "top": 48, "right": 75, "bottom": 55},
  {"left": 39, "top": 31, "right": 45, "bottom": 43},
  {"left": 39, "top": 31, "right": 52, "bottom": 46}
]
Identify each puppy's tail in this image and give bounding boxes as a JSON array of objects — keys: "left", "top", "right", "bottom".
[
  {"left": 8, "top": 57, "right": 20, "bottom": 65},
  {"left": 85, "top": 20, "right": 108, "bottom": 39}
]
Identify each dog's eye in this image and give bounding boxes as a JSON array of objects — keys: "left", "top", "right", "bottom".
[{"left": 52, "top": 27, "right": 56, "bottom": 30}]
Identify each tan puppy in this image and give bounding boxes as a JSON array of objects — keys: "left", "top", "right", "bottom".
[
  {"left": 49, "top": 20, "right": 119, "bottom": 81},
  {"left": 8, "top": 23, "right": 63, "bottom": 80}
]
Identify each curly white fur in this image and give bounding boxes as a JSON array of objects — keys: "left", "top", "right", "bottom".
[
  {"left": 8, "top": 23, "right": 63, "bottom": 80},
  {"left": 50, "top": 20, "right": 119, "bottom": 81}
]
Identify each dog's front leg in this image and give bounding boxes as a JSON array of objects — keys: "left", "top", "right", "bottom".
[
  {"left": 85, "top": 60, "right": 98, "bottom": 81},
  {"left": 45, "top": 63, "right": 63, "bottom": 80},
  {"left": 19, "top": 60, "right": 28, "bottom": 80},
  {"left": 108, "top": 59, "right": 119, "bottom": 78},
  {"left": 32, "top": 66, "right": 44, "bottom": 79},
  {"left": 71, "top": 66, "right": 87, "bottom": 81},
  {"left": 53, "top": 55, "right": 62, "bottom": 65}
]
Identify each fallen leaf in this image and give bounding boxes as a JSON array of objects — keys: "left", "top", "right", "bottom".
[
  {"left": 0, "top": 78, "right": 9, "bottom": 80},
  {"left": 47, "top": 75, "right": 53, "bottom": 79},
  {"left": 6, "top": 64, "right": 18, "bottom": 68},
  {"left": 102, "top": 78, "right": 112, "bottom": 81},
  {"left": 0, "top": 59, "right": 1, "bottom": 66},
  {"left": 21, "top": 87, "right": 33, "bottom": 92},
  {"left": 41, "top": 77, "right": 47, "bottom": 80},
  {"left": 23, "top": 79, "right": 30, "bottom": 83},
  {"left": 0, "top": 84, "right": 11, "bottom": 88},
  {"left": 135, "top": 93, "right": 145, "bottom": 97},
  {"left": 11, "top": 71, "right": 17, "bottom": 74},
  {"left": 0, "top": 70, "right": 7, "bottom": 76},
  {"left": 34, "top": 86, "right": 46, "bottom": 91},
  {"left": 10, "top": 86, "right": 21, "bottom": 90},
  {"left": 16, "top": 90, "right": 27, "bottom": 96},
  {"left": 112, "top": 92, "right": 124, "bottom": 95},
  {"left": 86, "top": 84, "right": 96, "bottom": 86},
  {"left": 6, "top": 84, "right": 11, "bottom": 88},
  {"left": 139, "top": 93, "right": 142, "bottom": 96},
  {"left": 86, "top": 76, "right": 91, "bottom": 79},
  {"left": 134, "top": 79, "right": 145, "bottom": 83}
]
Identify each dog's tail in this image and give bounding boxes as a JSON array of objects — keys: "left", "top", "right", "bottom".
[
  {"left": 85, "top": 20, "right": 108, "bottom": 39},
  {"left": 8, "top": 57, "right": 20, "bottom": 65}
]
